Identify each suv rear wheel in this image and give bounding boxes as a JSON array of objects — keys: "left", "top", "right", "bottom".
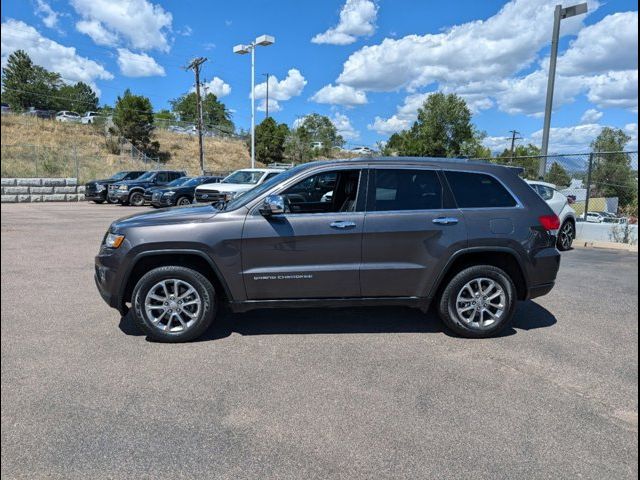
[
  {"left": 132, "top": 266, "right": 217, "bottom": 342},
  {"left": 438, "top": 265, "right": 517, "bottom": 338},
  {"left": 557, "top": 220, "right": 575, "bottom": 251}
]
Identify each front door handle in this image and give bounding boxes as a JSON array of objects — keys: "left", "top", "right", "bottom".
[
  {"left": 330, "top": 221, "right": 356, "bottom": 229},
  {"left": 432, "top": 217, "right": 459, "bottom": 226}
]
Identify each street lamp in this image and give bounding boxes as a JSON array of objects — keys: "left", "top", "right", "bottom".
[
  {"left": 539, "top": 3, "right": 588, "bottom": 178},
  {"left": 233, "top": 34, "right": 275, "bottom": 168}
]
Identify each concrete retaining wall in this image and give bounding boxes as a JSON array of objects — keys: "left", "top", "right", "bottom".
[
  {"left": 576, "top": 222, "right": 638, "bottom": 245},
  {"left": 0, "top": 178, "right": 85, "bottom": 202}
]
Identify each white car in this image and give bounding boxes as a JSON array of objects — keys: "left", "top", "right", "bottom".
[
  {"left": 56, "top": 111, "right": 81, "bottom": 123},
  {"left": 585, "top": 211, "right": 608, "bottom": 224},
  {"left": 527, "top": 180, "right": 577, "bottom": 251},
  {"left": 81, "top": 112, "right": 100, "bottom": 124},
  {"left": 351, "top": 146, "right": 374, "bottom": 155},
  {"left": 195, "top": 168, "right": 285, "bottom": 203}
]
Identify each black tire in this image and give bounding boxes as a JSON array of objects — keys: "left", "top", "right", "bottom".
[
  {"left": 176, "top": 196, "right": 192, "bottom": 206},
  {"left": 92, "top": 199, "right": 105, "bottom": 204},
  {"left": 438, "top": 265, "right": 517, "bottom": 338},
  {"left": 132, "top": 266, "right": 217, "bottom": 342},
  {"left": 128, "top": 191, "right": 145, "bottom": 207},
  {"left": 107, "top": 195, "right": 119, "bottom": 205},
  {"left": 557, "top": 220, "right": 575, "bottom": 251}
]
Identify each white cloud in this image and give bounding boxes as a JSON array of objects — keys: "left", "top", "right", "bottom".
[
  {"left": 624, "top": 123, "right": 638, "bottom": 150},
  {"left": 257, "top": 99, "right": 281, "bottom": 113},
  {"left": 556, "top": 11, "right": 638, "bottom": 76},
  {"left": 332, "top": 112, "right": 359, "bottom": 140},
  {"left": 254, "top": 69, "right": 307, "bottom": 111},
  {"left": 116, "top": 48, "right": 165, "bottom": 77},
  {"left": 191, "top": 77, "right": 231, "bottom": 98},
  {"left": 76, "top": 20, "right": 118, "bottom": 46},
  {"left": 35, "top": 0, "right": 61, "bottom": 29},
  {"left": 177, "top": 25, "right": 192, "bottom": 37},
  {"left": 71, "top": 0, "right": 173, "bottom": 52},
  {"left": 1, "top": 19, "right": 113, "bottom": 93},
  {"left": 203, "top": 77, "right": 231, "bottom": 98},
  {"left": 312, "top": 0, "right": 378, "bottom": 45},
  {"left": 310, "top": 84, "right": 367, "bottom": 106},
  {"left": 336, "top": 0, "right": 597, "bottom": 92},
  {"left": 368, "top": 92, "right": 431, "bottom": 134},
  {"left": 580, "top": 108, "right": 603, "bottom": 124},
  {"left": 584, "top": 70, "right": 638, "bottom": 111},
  {"left": 529, "top": 123, "right": 606, "bottom": 153}
]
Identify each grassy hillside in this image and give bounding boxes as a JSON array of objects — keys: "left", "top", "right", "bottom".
[{"left": 1, "top": 114, "right": 251, "bottom": 182}]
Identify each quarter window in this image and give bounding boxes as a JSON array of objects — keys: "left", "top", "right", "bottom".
[
  {"left": 445, "top": 171, "right": 517, "bottom": 208},
  {"left": 372, "top": 169, "right": 442, "bottom": 211}
]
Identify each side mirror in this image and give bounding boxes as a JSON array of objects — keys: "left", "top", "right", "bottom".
[{"left": 260, "top": 194, "right": 285, "bottom": 216}]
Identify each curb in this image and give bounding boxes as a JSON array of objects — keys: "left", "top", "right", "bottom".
[{"left": 574, "top": 240, "right": 638, "bottom": 253}]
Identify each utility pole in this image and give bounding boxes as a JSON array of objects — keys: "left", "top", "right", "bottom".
[
  {"left": 186, "top": 57, "right": 207, "bottom": 174},
  {"left": 509, "top": 130, "right": 521, "bottom": 163},
  {"left": 263, "top": 73, "right": 270, "bottom": 118},
  {"left": 539, "top": 2, "right": 588, "bottom": 178}
]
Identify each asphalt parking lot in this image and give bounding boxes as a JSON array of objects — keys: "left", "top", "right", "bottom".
[{"left": 1, "top": 202, "right": 638, "bottom": 479}]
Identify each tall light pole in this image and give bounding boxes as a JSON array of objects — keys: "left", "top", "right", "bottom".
[
  {"left": 539, "top": 3, "right": 588, "bottom": 178},
  {"left": 262, "top": 73, "right": 270, "bottom": 118},
  {"left": 233, "top": 35, "right": 275, "bottom": 168},
  {"left": 186, "top": 57, "right": 208, "bottom": 174}
]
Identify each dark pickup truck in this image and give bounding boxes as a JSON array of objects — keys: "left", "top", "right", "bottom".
[
  {"left": 108, "top": 170, "right": 187, "bottom": 206},
  {"left": 85, "top": 171, "right": 146, "bottom": 204}
]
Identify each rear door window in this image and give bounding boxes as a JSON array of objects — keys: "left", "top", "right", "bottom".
[
  {"left": 371, "top": 169, "right": 443, "bottom": 211},
  {"left": 445, "top": 171, "right": 517, "bottom": 208}
]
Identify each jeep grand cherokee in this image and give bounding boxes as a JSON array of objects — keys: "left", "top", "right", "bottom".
[{"left": 95, "top": 158, "right": 561, "bottom": 342}]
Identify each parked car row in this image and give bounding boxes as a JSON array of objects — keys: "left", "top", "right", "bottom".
[{"left": 85, "top": 168, "right": 286, "bottom": 209}]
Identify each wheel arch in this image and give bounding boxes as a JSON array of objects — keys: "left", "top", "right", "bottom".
[
  {"left": 119, "top": 249, "right": 232, "bottom": 313},
  {"left": 430, "top": 248, "right": 529, "bottom": 302}
]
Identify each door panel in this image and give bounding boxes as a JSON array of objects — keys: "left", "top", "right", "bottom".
[
  {"left": 361, "top": 209, "right": 467, "bottom": 297},
  {"left": 360, "top": 168, "right": 467, "bottom": 298},
  {"left": 242, "top": 212, "right": 363, "bottom": 299}
]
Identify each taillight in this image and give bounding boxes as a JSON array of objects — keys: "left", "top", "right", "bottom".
[{"left": 539, "top": 214, "right": 561, "bottom": 231}]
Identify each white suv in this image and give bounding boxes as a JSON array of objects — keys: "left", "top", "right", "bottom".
[
  {"left": 194, "top": 168, "right": 285, "bottom": 203},
  {"left": 527, "top": 180, "right": 577, "bottom": 251},
  {"left": 81, "top": 112, "right": 100, "bottom": 124},
  {"left": 56, "top": 111, "right": 81, "bottom": 123}
]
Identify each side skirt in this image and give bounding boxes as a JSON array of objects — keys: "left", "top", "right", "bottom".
[{"left": 228, "top": 296, "right": 432, "bottom": 313}]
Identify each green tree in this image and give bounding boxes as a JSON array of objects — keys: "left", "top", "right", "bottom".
[
  {"left": 295, "top": 113, "right": 344, "bottom": 155},
  {"left": 387, "top": 93, "right": 476, "bottom": 157},
  {"left": 591, "top": 127, "right": 637, "bottom": 208},
  {"left": 170, "top": 92, "right": 234, "bottom": 133},
  {"left": 496, "top": 144, "right": 541, "bottom": 179},
  {"left": 284, "top": 125, "right": 313, "bottom": 163},
  {"left": 255, "top": 117, "right": 290, "bottom": 164},
  {"left": 1, "top": 50, "right": 62, "bottom": 111},
  {"left": 112, "top": 89, "right": 159, "bottom": 156},
  {"left": 56, "top": 82, "right": 99, "bottom": 114},
  {"left": 460, "top": 127, "right": 492, "bottom": 159},
  {"left": 546, "top": 162, "right": 571, "bottom": 187}
]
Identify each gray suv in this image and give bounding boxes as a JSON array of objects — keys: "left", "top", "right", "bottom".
[{"left": 95, "top": 158, "right": 561, "bottom": 342}]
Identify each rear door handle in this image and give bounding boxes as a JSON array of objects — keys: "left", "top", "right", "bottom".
[
  {"left": 432, "top": 217, "right": 459, "bottom": 226},
  {"left": 330, "top": 221, "right": 356, "bottom": 229}
]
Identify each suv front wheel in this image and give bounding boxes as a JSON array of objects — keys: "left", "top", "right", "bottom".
[
  {"left": 438, "top": 265, "right": 517, "bottom": 338},
  {"left": 128, "top": 191, "right": 146, "bottom": 207},
  {"left": 132, "top": 266, "right": 217, "bottom": 342}
]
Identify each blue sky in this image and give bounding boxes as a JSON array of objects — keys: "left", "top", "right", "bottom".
[{"left": 1, "top": 0, "right": 638, "bottom": 152}]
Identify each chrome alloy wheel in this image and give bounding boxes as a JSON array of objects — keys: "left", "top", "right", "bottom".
[
  {"left": 455, "top": 277, "right": 506, "bottom": 330},
  {"left": 559, "top": 221, "right": 575, "bottom": 250},
  {"left": 144, "top": 279, "right": 201, "bottom": 333}
]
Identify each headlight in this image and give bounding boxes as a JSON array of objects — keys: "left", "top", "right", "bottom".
[
  {"left": 223, "top": 191, "right": 238, "bottom": 201},
  {"left": 95, "top": 183, "right": 105, "bottom": 191},
  {"left": 118, "top": 185, "right": 128, "bottom": 191},
  {"left": 164, "top": 191, "right": 176, "bottom": 196},
  {"left": 104, "top": 233, "right": 125, "bottom": 248}
]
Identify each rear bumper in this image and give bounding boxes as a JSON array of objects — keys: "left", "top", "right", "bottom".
[
  {"left": 525, "top": 247, "right": 561, "bottom": 300},
  {"left": 527, "top": 282, "right": 555, "bottom": 300}
]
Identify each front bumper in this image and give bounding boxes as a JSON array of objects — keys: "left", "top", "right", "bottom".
[
  {"left": 85, "top": 192, "right": 107, "bottom": 201},
  {"left": 150, "top": 193, "right": 175, "bottom": 207},
  {"left": 108, "top": 189, "right": 129, "bottom": 203}
]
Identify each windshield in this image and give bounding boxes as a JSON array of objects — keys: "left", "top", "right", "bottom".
[
  {"left": 224, "top": 166, "right": 306, "bottom": 211},
  {"left": 110, "top": 171, "right": 130, "bottom": 181},
  {"left": 222, "top": 170, "right": 265, "bottom": 185},
  {"left": 183, "top": 177, "right": 209, "bottom": 187},
  {"left": 135, "top": 171, "right": 156, "bottom": 181},
  {"left": 166, "top": 177, "right": 190, "bottom": 187}
]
